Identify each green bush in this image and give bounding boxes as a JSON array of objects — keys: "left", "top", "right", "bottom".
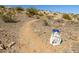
[
  {"left": 63, "top": 14, "right": 72, "bottom": 20},
  {"left": 26, "top": 7, "right": 38, "bottom": 16}
]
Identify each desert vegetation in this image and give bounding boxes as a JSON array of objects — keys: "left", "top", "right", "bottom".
[
  {"left": 0, "top": 5, "right": 79, "bottom": 53},
  {"left": 0, "top": 5, "right": 79, "bottom": 23},
  {"left": 0, "top": 12, "right": 17, "bottom": 23},
  {"left": 62, "top": 14, "right": 72, "bottom": 20},
  {"left": 15, "top": 7, "right": 24, "bottom": 13},
  {"left": 26, "top": 7, "right": 38, "bottom": 17}
]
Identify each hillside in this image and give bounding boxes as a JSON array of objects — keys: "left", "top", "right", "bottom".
[{"left": 0, "top": 6, "right": 79, "bottom": 53}]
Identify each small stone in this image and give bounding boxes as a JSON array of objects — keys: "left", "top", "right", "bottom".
[
  {"left": 7, "top": 42, "right": 16, "bottom": 48},
  {"left": 0, "top": 28, "right": 3, "bottom": 31},
  {"left": 0, "top": 44, "right": 3, "bottom": 50},
  {"left": 0, "top": 44, "right": 5, "bottom": 50},
  {"left": 71, "top": 42, "right": 79, "bottom": 53}
]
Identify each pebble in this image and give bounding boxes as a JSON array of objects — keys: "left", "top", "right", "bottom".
[
  {"left": 7, "top": 42, "right": 16, "bottom": 48},
  {"left": 0, "top": 44, "right": 6, "bottom": 50}
]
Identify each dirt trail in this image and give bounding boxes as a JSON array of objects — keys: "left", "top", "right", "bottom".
[{"left": 17, "top": 19, "right": 70, "bottom": 52}]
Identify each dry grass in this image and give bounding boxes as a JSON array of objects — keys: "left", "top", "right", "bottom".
[
  {"left": 15, "top": 7, "right": 24, "bottom": 12},
  {"left": 0, "top": 11, "right": 19, "bottom": 23},
  {"left": 40, "top": 16, "right": 51, "bottom": 26},
  {"left": 26, "top": 7, "right": 38, "bottom": 17},
  {"left": 63, "top": 14, "right": 72, "bottom": 20},
  {"left": 0, "top": 5, "right": 5, "bottom": 8}
]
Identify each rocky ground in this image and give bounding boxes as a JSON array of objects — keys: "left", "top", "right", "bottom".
[
  {"left": 18, "top": 16, "right": 79, "bottom": 53},
  {"left": 0, "top": 9, "right": 79, "bottom": 53},
  {"left": 0, "top": 14, "right": 30, "bottom": 53}
]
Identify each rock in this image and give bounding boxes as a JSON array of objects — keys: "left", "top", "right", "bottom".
[
  {"left": 0, "top": 28, "right": 3, "bottom": 31},
  {"left": 7, "top": 42, "right": 16, "bottom": 48},
  {"left": 33, "top": 29, "right": 40, "bottom": 33},
  {"left": 71, "top": 42, "right": 79, "bottom": 53},
  {"left": 0, "top": 44, "right": 6, "bottom": 50},
  {"left": 62, "top": 48, "right": 73, "bottom": 53},
  {"left": 0, "top": 44, "right": 4, "bottom": 50}
]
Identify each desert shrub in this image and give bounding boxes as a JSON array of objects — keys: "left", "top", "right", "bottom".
[
  {"left": 0, "top": 6, "right": 20, "bottom": 23},
  {"left": 0, "top": 12, "right": 3, "bottom": 15},
  {"left": 38, "top": 13, "right": 44, "bottom": 16},
  {"left": 53, "top": 13, "right": 57, "bottom": 15},
  {"left": 26, "top": 7, "right": 38, "bottom": 17},
  {"left": 0, "top": 5, "right": 5, "bottom": 8},
  {"left": 77, "top": 18, "right": 79, "bottom": 21},
  {"left": 47, "top": 15, "right": 54, "bottom": 20},
  {"left": 6, "top": 8, "right": 16, "bottom": 15},
  {"left": 36, "top": 15, "right": 40, "bottom": 19},
  {"left": 73, "top": 14, "right": 78, "bottom": 18},
  {"left": 72, "top": 14, "right": 79, "bottom": 21},
  {"left": 43, "top": 11, "right": 48, "bottom": 15},
  {"left": 15, "top": 7, "right": 24, "bottom": 12},
  {"left": 1, "top": 12, "right": 19, "bottom": 23},
  {"left": 73, "top": 14, "right": 79, "bottom": 18},
  {"left": 0, "top": 5, "right": 5, "bottom": 15},
  {"left": 63, "top": 14, "right": 72, "bottom": 20},
  {"left": 41, "top": 16, "right": 51, "bottom": 26},
  {"left": 43, "top": 20, "right": 51, "bottom": 26}
]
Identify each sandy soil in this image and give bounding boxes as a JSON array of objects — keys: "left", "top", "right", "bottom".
[
  {"left": 0, "top": 13, "right": 79, "bottom": 53},
  {"left": 17, "top": 19, "right": 72, "bottom": 53}
]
